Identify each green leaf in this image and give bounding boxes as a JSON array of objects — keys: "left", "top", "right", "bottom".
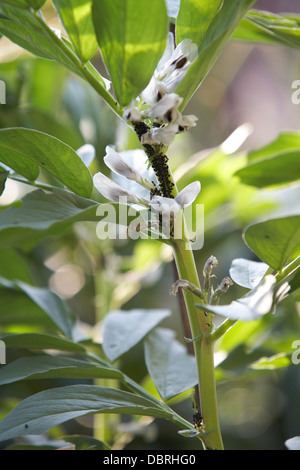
[
  {"left": 25, "top": 0, "right": 46, "bottom": 8},
  {"left": 234, "top": 150, "right": 300, "bottom": 188},
  {"left": 243, "top": 214, "right": 300, "bottom": 271},
  {"left": 144, "top": 328, "right": 198, "bottom": 399},
  {"left": 0, "top": 166, "right": 9, "bottom": 196},
  {"left": 0, "top": 332, "right": 86, "bottom": 352},
  {"left": 102, "top": 309, "right": 172, "bottom": 362},
  {"left": 233, "top": 10, "right": 300, "bottom": 50},
  {"left": 53, "top": 0, "right": 98, "bottom": 62},
  {"left": 176, "top": 0, "right": 223, "bottom": 46},
  {"left": 0, "top": 128, "right": 93, "bottom": 197},
  {"left": 176, "top": 0, "right": 256, "bottom": 110},
  {"left": 63, "top": 435, "right": 110, "bottom": 450},
  {"left": 0, "top": 287, "right": 58, "bottom": 328},
  {"left": 17, "top": 281, "right": 75, "bottom": 338},
  {"left": 0, "top": 5, "right": 80, "bottom": 74},
  {"left": 0, "top": 189, "right": 98, "bottom": 231},
  {"left": 229, "top": 258, "right": 269, "bottom": 289},
  {"left": 247, "top": 131, "right": 300, "bottom": 161},
  {"left": 0, "top": 1, "right": 29, "bottom": 7},
  {"left": 0, "top": 356, "right": 123, "bottom": 385},
  {"left": 0, "top": 384, "right": 172, "bottom": 442},
  {"left": 92, "top": 0, "right": 168, "bottom": 106},
  {"left": 0, "top": 277, "right": 75, "bottom": 337},
  {"left": 250, "top": 353, "right": 291, "bottom": 370}
]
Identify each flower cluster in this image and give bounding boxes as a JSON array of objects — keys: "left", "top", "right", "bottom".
[
  {"left": 93, "top": 146, "right": 201, "bottom": 217},
  {"left": 93, "top": 34, "right": 201, "bottom": 240},
  {"left": 123, "top": 33, "right": 198, "bottom": 147}
]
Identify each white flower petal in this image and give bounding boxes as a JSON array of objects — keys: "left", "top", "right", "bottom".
[
  {"left": 141, "top": 77, "right": 168, "bottom": 105},
  {"left": 147, "top": 93, "right": 182, "bottom": 122},
  {"left": 123, "top": 106, "right": 142, "bottom": 122},
  {"left": 142, "top": 124, "right": 179, "bottom": 147},
  {"left": 175, "top": 181, "right": 201, "bottom": 208},
  {"left": 177, "top": 114, "right": 198, "bottom": 131},
  {"left": 156, "top": 39, "right": 198, "bottom": 86},
  {"left": 93, "top": 171, "right": 140, "bottom": 204},
  {"left": 104, "top": 146, "right": 139, "bottom": 181},
  {"left": 150, "top": 195, "right": 181, "bottom": 214}
]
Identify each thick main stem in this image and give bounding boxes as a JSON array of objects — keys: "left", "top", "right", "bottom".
[
  {"left": 166, "top": 166, "right": 223, "bottom": 449},
  {"left": 172, "top": 241, "right": 223, "bottom": 450}
]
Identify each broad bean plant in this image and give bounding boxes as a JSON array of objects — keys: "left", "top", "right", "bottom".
[{"left": 0, "top": 0, "right": 299, "bottom": 451}]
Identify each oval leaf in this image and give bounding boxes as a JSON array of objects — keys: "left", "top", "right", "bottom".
[
  {"left": 229, "top": 258, "right": 269, "bottom": 289},
  {"left": 176, "top": 0, "right": 256, "bottom": 110},
  {"left": 92, "top": 0, "right": 168, "bottom": 106},
  {"left": 0, "top": 128, "right": 93, "bottom": 197},
  {"left": 234, "top": 150, "right": 300, "bottom": 187},
  {"left": 176, "top": 0, "right": 223, "bottom": 46},
  {"left": 243, "top": 214, "right": 300, "bottom": 271},
  {"left": 102, "top": 309, "right": 171, "bottom": 362},
  {"left": 144, "top": 327, "right": 198, "bottom": 399},
  {"left": 53, "top": 0, "right": 98, "bottom": 62}
]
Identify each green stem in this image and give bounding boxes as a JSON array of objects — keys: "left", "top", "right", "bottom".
[
  {"left": 169, "top": 172, "right": 223, "bottom": 450},
  {"left": 172, "top": 241, "right": 224, "bottom": 450},
  {"left": 276, "top": 256, "right": 300, "bottom": 283}
]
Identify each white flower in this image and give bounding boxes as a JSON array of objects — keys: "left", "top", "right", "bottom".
[
  {"left": 141, "top": 124, "right": 179, "bottom": 147},
  {"left": 150, "top": 181, "right": 201, "bottom": 214},
  {"left": 156, "top": 38, "right": 198, "bottom": 87},
  {"left": 175, "top": 181, "right": 201, "bottom": 208},
  {"left": 177, "top": 114, "right": 198, "bottom": 131},
  {"left": 150, "top": 195, "right": 181, "bottom": 215},
  {"left": 104, "top": 147, "right": 154, "bottom": 191},
  {"left": 123, "top": 106, "right": 142, "bottom": 122},
  {"left": 140, "top": 78, "right": 168, "bottom": 106},
  {"left": 141, "top": 33, "right": 198, "bottom": 105},
  {"left": 147, "top": 93, "right": 182, "bottom": 123},
  {"left": 93, "top": 171, "right": 142, "bottom": 205}
]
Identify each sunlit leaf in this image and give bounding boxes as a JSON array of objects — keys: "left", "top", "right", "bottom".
[
  {"left": 92, "top": 0, "right": 168, "bottom": 106},
  {"left": 233, "top": 10, "right": 300, "bottom": 50},
  {"left": 0, "top": 128, "right": 93, "bottom": 197},
  {"left": 176, "top": 0, "right": 256, "bottom": 110},
  {"left": 0, "top": 167, "right": 9, "bottom": 196},
  {"left": 176, "top": 0, "right": 223, "bottom": 46},
  {"left": 243, "top": 214, "right": 300, "bottom": 271},
  {"left": 235, "top": 150, "right": 300, "bottom": 187},
  {"left": 229, "top": 258, "right": 269, "bottom": 289},
  {"left": 53, "top": 0, "right": 98, "bottom": 62},
  {"left": 250, "top": 353, "right": 291, "bottom": 370}
]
